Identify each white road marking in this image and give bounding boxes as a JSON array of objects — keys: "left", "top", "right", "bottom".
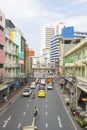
[
  {"left": 27, "top": 104, "right": 29, "bottom": 107},
  {"left": 29, "top": 99, "right": 31, "bottom": 102},
  {"left": 3, "top": 116, "right": 11, "bottom": 128},
  {"left": 45, "top": 99, "right": 47, "bottom": 102},
  {"left": 46, "top": 123, "right": 48, "bottom": 128},
  {"left": 23, "top": 112, "right": 26, "bottom": 116},
  {"left": 57, "top": 116, "right": 62, "bottom": 127},
  {"left": 18, "top": 123, "right": 21, "bottom": 128},
  {"left": 56, "top": 86, "right": 77, "bottom": 130},
  {"left": 45, "top": 104, "right": 47, "bottom": 108},
  {"left": 45, "top": 112, "right": 48, "bottom": 115},
  {"left": 32, "top": 117, "right": 35, "bottom": 126}
]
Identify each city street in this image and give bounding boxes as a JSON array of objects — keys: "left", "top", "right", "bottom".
[{"left": 0, "top": 82, "right": 77, "bottom": 130}]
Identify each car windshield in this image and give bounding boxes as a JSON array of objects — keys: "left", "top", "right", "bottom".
[{"left": 24, "top": 89, "right": 30, "bottom": 92}]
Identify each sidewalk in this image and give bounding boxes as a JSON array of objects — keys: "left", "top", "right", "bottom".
[{"left": 0, "top": 85, "right": 25, "bottom": 114}]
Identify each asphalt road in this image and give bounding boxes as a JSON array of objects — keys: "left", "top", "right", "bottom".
[{"left": 0, "top": 83, "right": 77, "bottom": 130}]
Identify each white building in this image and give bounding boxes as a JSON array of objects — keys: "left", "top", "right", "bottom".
[{"left": 40, "top": 23, "right": 65, "bottom": 67}]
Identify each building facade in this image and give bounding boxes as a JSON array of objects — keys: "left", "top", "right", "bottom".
[
  {"left": 0, "top": 10, "right": 5, "bottom": 83},
  {"left": 50, "top": 35, "right": 60, "bottom": 68},
  {"left": 59, "top": 27, "right": 87, "bottom": 74},
  {"left": 40, "top": 26, "right": 54, "bottom": 67},
  {"left": 64, "top": 38, "right": 87, "bottom": 109},
  {"left": 40, "top": 23, "right": 65, "bottom": 68},
  {"left": 5, "top": 19, "right": 20, "bottom": 79}
]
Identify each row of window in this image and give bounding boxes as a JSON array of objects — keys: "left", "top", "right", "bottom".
[
  {"left": 68, "top": 48, "right": 86, "bottom": 61},
  {"left": 65, "top": 67, "right": 85, "bottom": 77}
]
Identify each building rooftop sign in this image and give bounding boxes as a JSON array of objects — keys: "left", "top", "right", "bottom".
[{"left": 62, "top": 26, "right": 74, "bottom": 39}]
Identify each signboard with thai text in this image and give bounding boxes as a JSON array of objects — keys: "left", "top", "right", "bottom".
[{"left": 27, "top": 51, "right": 34, "bottom": 56}]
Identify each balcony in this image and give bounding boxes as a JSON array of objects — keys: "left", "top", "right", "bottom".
[
  {"left": 81, "top": 56, "right": 87, "bottom": 64},
  {"left": 64, "top": 63, "right": 74, "bottom": 67}
]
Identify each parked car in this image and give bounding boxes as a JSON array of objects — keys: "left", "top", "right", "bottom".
[{"left": 22, "top": 88, "right": 31, "bottom": 97}]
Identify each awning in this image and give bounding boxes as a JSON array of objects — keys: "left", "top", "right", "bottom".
[
  {"left": 0, "top": 84, "right": 8, "bottom": 91},
  {"left": 77, "top": 84, "right": 87, "bottom": 93},
  {"left": 8, "top": 82, "right": 15, "bottom": 88}
]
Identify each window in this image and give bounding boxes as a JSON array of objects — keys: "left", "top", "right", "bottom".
[
  {"left": 0, "top": 45, "right": 3, "bottom": 50},
  {"left": 82, "top": 49, "right": 85, "bottom": 58},
  {"left": 82, "top": 67, "right": 85, "bottom": 77},
  {"left": 78, "top": 52, "right": 81, "bottom": 59},
  {"left": 0, "top": 64, "right": 3, "bottom": 68}
]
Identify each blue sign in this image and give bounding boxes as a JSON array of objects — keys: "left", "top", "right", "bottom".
[{"left": 62, "top": 26, "right": 74, "bottom": 38}]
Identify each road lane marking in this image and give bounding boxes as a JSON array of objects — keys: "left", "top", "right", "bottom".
[
  {"left": 3, "top": 116, "right": 11, "bottom": 128},
  {"left": 29, "top": 99, "right": 31, "bottom": 102},
  {"left": 45, "top": 112, "right": 48, "bottom": 115},
  {"left": 46, "top": 123, "right": 48, "bottom": 128},
  {"left": 45, "top": 99, "right": 47, "bottom": 102},
  {"left": 55, "top": 86, "right": 77, "bottom": 130},
  {"left": 45, "top": 104, "right": 47, "bottom": 108},
  {"left": 27, "top": 104, "right": 29, "bottom": 107},
  {"left": 23, "top": 112, "right": 26, "bottom": 116},
  {"left": 57, "top": 116, "right": 62, "bottom": 127},
  {"left": 18, "top": 123, "right": 21, "bottom": 128},
  {"left": 32, "top": 117, "right": 35, "bottom": 126}
]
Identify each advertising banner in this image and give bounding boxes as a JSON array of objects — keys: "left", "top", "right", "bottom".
[
  {"left": 62, "top": 26, "right": 74, "bottom": 39},
  {"left": 27, "top": 51, "right": 34, "bottom": 56}
]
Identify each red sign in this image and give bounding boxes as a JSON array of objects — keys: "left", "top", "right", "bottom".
[{"left": 27, "top": 51, "right": 34, "bottom": 56}]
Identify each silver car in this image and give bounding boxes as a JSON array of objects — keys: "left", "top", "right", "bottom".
[{"left": 22, "top": 88, "right": 31, "bottom": 97}]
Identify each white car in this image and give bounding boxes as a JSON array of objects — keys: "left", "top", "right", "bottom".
[
  {"left": 22, "top": 88, "right": 31, "bottom": 97},
  {"left": 30, "top": 84, "right": 36, "bottom": 89},
  {"left": 47, "top": 83, "right": 53, "bottom": 90}
]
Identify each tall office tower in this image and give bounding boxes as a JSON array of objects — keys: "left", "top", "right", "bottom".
[
  {"left": 40, "top": 26, "right": 55, "bottom": 67},
  {"left": 40, "top": 23, "right": 66, "bottom": 67}
]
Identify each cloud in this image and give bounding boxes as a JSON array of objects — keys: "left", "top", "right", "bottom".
[
  {"left": 71, "top": 0, "right": 87, "bottom": 5},
  {"left": 1, "top": 0, "right": 43, "bottom": 20},
  {"left": 62, "top": 15, "right": 87, "bottom": 32},
  {"left": 1, "top": 0, "right": 87, "bottom": 56}
]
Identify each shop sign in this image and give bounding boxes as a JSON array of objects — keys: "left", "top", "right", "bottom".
[
  {"left": 82, "top": 98, "right": 87, "bottom": 101},
  {"left": 18, "top": 52, "right": 24, "bottom": 58}
]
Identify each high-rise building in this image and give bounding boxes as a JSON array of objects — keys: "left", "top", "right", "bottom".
[
  {"left": 50, "top": 35, "right": 60, "bottom": 67},
  {"left": 40, "top": 23, "right": 65, "bottom": 67},
  {"left": 40, "top": 26, "right": 54, "bottom": 67}
]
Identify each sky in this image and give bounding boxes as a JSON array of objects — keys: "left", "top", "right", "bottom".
[{"left": 0, "top": 0, "right": 87, "bottom": 56}]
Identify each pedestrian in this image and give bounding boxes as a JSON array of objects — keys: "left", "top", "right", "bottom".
[{"left": 33, "top": 106, "right": 38, "bottom": 118}]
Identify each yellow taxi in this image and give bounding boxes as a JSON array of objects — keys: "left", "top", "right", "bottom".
[{"left": 38, "top": 89, "right": 46, "bottom": 97}]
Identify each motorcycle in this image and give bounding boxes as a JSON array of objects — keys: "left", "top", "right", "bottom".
[{"left": 32, "top": 92, "right": 35, "bottom": 98}]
